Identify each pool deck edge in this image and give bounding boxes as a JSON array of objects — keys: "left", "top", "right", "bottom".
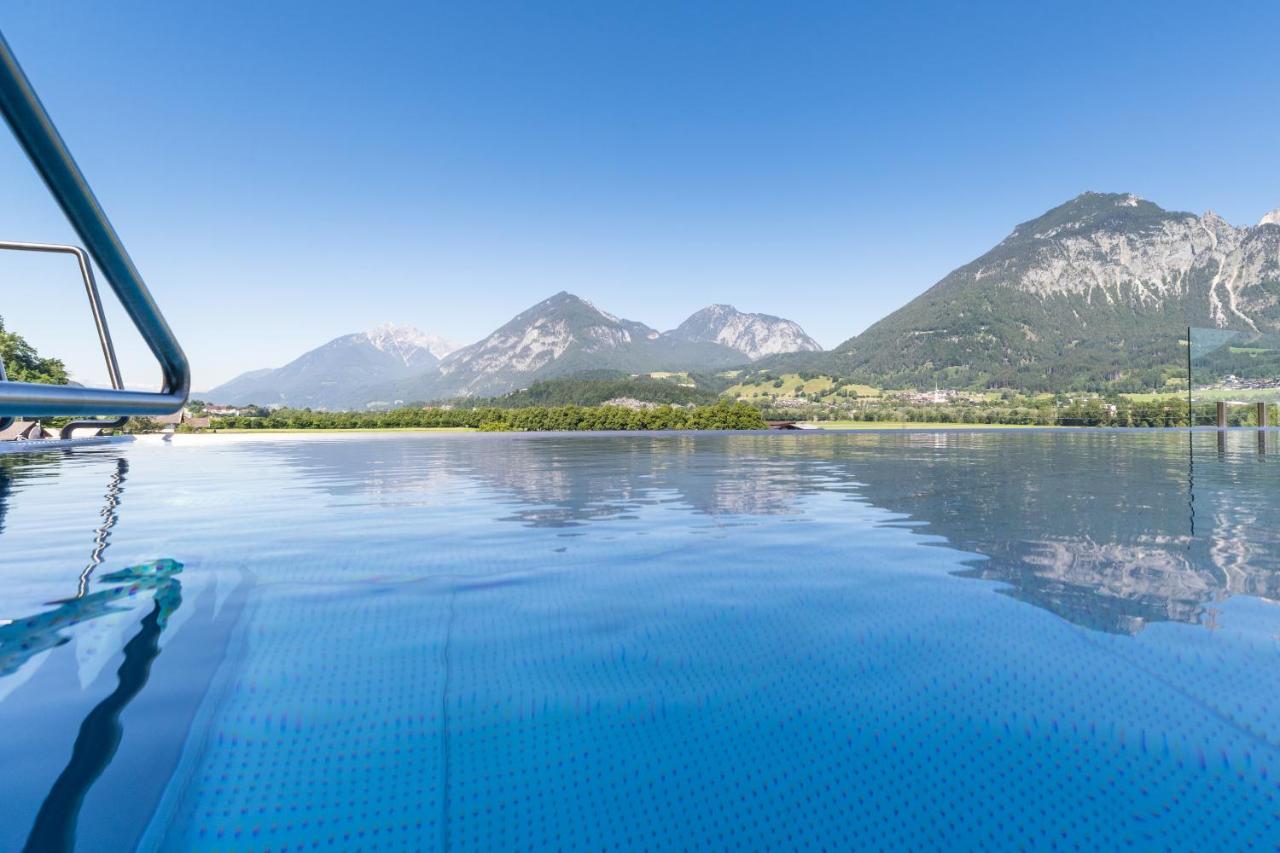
[{"left": 0, "top": 435, "right": 135, "bottom": 454}]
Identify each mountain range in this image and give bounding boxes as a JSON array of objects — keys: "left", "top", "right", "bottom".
[
  {"left": 776, "top": 192, "right": 1280, "bottom": 391},
  {"left": 204, "top": 324, "right": 459, "bottom": 409},
  {"left": 204, "top": 298, "right": 820, "bottom": 409},
  {"left": 206, "top": 191, "right": 1280, "bottom": 407}
]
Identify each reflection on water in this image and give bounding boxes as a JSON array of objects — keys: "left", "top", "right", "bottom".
[
  {"left": 1, "top": 454, "right": 135, "bottom": 682},
  {"left": 0, "top": 559, "right": 180, "bottom": 680},
  {"left": 1, "top": 431, "right": 1279, "bottom": 848},
  {"left": 22, "top": 560, "right": 182, "bottom": 853},
  {"left": 0, "top": 452, "right": 187, "bottom": 852},
  {"left": 260, "top": 430, "right": 1280, "bottom": 635},
  {"left": 77, "top": 458, "right": 127, "bottom": 598},
  {"left": 0, "top": 452, "right": 223, "bottom": 852}
]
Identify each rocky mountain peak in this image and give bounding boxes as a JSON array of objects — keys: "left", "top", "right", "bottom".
[
  {"left": 672, "top": 304, "right": 822, "bottom": 360},
  {"left": 364, "top": 323, "right": 458, "bottom": 363},
  {"left": 1007, "top": 192, "right": 1184, "bottom": 245},
  {"left": 368, "top": 293, "right": 816, "bottom": 400},
  {"left": 831, "top": 191, "right": 1280, "bottom": 391},
  {"left": 1259, "top": 209, "right": 1280, "bottom": 228},
  {"left": 207, "top": 324, "right": 454, "bottom": 408},
  {"left": 525, "top": 291, "right": 638, "bottom": 329},
  {"left": 430, "top": 292, "right": 670, "bottom": 395}
]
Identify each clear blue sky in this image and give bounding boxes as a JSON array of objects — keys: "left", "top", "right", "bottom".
[{"left": 1, "top": 1, "right": 1277, "bottom": 389}]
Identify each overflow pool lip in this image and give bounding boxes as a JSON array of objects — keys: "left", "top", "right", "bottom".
[
  {"left": 2, "top": 424, "right": 1273, "bottom": 455},
  {"left": 2, "top": 422, "right": 1269, "bottom": 455},
  {"left": 130, "top": 424, "right": 1280, "bottom": 442},
  {"left": 0, "top": 434, "right": 133, "bottom": 455}
]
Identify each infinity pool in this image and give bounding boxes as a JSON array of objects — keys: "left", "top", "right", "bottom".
[{"left": 2, "top": 431, "right": 1278, "bottom": 849}]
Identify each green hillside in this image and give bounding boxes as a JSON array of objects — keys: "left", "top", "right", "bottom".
[
  {"left": 439, "top": 371, "right": 719, "bottom": 409},
  {"left": 760, "top": 193, "right": 1280, "bottom": 393}
]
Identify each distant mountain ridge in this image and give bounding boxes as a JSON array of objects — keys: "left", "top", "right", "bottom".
[
  {"left": 379, "top": 292, "right": 745, "bottom": 400},
  {"left": 205, "top": 325, "right": 459, "bottom": 409},
  {"left": 206, "top": 297, "right": 820, "bottom": 408},
  {"left": 767, "top": 192, "right": 1280, "bottom": 391},
  {"left": 364, "top": 323, "right": 458, "bottom": 366},
  {"left": 205, "top": 191, "right": 1280, "bottom": 406},
  {"left": 669, "top": 304, "right": 821, "bottom": 359}
]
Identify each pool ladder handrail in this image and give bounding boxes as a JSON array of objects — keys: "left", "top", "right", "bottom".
[
  {"left": 0, "top": 31, "right": 189, "bottom": 427},
  {"left": 0, "top": 241, "right": 128, "bottom": 437}
]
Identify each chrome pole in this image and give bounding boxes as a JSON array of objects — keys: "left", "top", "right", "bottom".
[
  {"left": 0, "top": 30, "right": 189, "bottom": 418},
  {"left": 0, "top": 242, "right": 126, "bottom": 390},
  {"left": 0, "top": 357, "right": 10, "bottom": 431},
  {"left": 0, "top": 241, "right": 128, "bottom": 435}
]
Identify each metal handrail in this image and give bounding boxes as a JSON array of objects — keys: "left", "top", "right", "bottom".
[
  {"left": 0, "top": 31, "right": 188, "bottom": 419},
  {"left": 0, "top": 242, "right": 124, "bottom": 389},
  {"left": 0, "top": 241, "right": 128, "bottom": 436},
  {"left": 0, "top": 357, "right": 9, "bottom": 432}
]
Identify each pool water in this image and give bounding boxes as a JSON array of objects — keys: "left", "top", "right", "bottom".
[{"left": 1, "top": 430, "right": 1278, "bottom": 849}]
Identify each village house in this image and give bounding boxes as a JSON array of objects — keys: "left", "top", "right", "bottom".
[{"left": 152, "top": 411, "right": 212, "bottom": 431}]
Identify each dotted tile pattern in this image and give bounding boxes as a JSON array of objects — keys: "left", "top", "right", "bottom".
[
  {"left": 140, "top": 435, "right": 1280, "bottom": 850},
  {"left": 3, "top": 433, "right": 1279, "bottom": 850}
]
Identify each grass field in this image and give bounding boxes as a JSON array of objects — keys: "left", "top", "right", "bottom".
[
  {"left": 645, "top": 371, "right": 697, "bottom": 387},
  {"left": 1121, "top": 388, "right": 1280, "bottom": 404},
  {"left": 1191, "top": 388, "right": 1280, "bottom": 403},
  {"left": 1118, "top": 392, "right": 1183, "bottom": 403},
  {"left": 723, "top": 373, "right": 880, "bottom": 402}
]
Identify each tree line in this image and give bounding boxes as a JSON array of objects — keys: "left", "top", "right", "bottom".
[
  {"left": 434, "top": 372, "right": 718, "bottom": 409},
  {"left": 211, "top": 401, "right": 767, "bottom": 431},
  {"left": 0, "top": 316, "right": 68, "bottom": 384},
  {"left": 763, "top": 399, "right": 1276, "bottom": 427}
]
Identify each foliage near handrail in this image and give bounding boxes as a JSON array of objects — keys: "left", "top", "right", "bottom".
[
  {"left": 0, "top": 316, "right": 68, "bottom": 384},
  {"left": 213, "top": 401, "right": 767, "bottom": 431}
]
